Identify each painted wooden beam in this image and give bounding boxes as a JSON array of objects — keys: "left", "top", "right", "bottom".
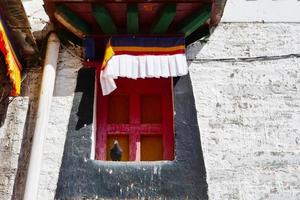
[
  {"left": 54, "top": 4, "right": 92, "bottom": 38},
  {"left": 127, "top": 4, "right": 139, "bottom": 34},
  {"left": 177, "top": 5, "right": 211, "bottom": 37},
  {"left": 51, "top": 0, "right": 211, "bottom": 3},
  {"left": 56, "top": 28, "right": 83, "bottom": 46},
  {"left": 92, "top": 5, "right": 117, "bottom": 34},
  {"left": 151, "top": 4, "right": 176, "bottom": 34},
  {"left": 185, "top": 24, "right": 209, "bottom": 45}
]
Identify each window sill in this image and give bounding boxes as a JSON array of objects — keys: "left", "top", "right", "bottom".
[{"left": 90, "top": 159, "right": 176, "bottom": 167}]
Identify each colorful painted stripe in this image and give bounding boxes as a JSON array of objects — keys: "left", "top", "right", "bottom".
[
  {"left": 113, "top": 45, "right": 185, "bottom": 53},
  {"left": 101, "top": 36, "right": 185, "bottom": 69},
  {"left": 114, "top": 50, "right": 185, "bottom": 56},
  {"left": 110, "top": 36, "right": 185, "bottom": 47},
  {"left": 0, "top": 19, "right": 21, "bottom": 96}
]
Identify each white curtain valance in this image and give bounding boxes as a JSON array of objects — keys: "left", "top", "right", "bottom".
[
  {"left": 99, "top": 36, "right": 188, "bottom": 95},
  {"left": 100, "top": 54, "right": 188, "bottom": 95}
]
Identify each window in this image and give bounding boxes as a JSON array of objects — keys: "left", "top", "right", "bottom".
[{"left": 96, "top": 77, "right": 174, "bottom": 161}]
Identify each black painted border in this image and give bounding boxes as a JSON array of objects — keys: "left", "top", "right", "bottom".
[{"left": 55, "top": 68, "right": 208, "bottom": 200}]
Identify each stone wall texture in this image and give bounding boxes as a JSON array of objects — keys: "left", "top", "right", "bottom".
[
  {"left": 0, "top": 97, "right": 30, "bottom": 199},
  {"left": 188, "top": 23, "right": 300, "bottom": 200},
  {"left": 37, "top": 46, "right": 83, "bottom": 200},
  {"left": 0, "top": 67, "right": 42, "bottom": 200},
  {"left": 0, "top": 46, "right": 82, "bottom": 200}
]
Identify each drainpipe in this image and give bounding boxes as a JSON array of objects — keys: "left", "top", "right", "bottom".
[{"left": 23, "top": 33, "right": 60, "bottom": 200}]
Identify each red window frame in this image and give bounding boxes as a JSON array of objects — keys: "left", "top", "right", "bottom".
[{"left": 96, "top": 73, "right": 174, "bottom": 161}]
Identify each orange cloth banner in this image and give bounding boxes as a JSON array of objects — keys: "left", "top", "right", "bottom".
[{"left": 0, "top": 20, "right": 21, "bottom": 96}]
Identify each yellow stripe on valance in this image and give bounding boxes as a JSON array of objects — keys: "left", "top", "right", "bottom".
[
  {"left": 0, "top": 20, "right": 21, "bottom": 96},
  {"left": 112, "top": 45, "right": 185, "bottom": 52}
]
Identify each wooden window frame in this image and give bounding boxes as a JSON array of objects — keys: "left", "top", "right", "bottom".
[{"left": 95, "top": 73, "right": 174, "bottom": 161}]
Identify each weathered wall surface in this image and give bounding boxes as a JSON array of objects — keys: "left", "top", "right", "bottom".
[
  {"left": 0, "top": 46, "right": 82, "bottom": 200},
  {"left": 0, "top": 68, "right": 41, "bottom": 200},
  {"left": 188, "top": 23, "right": 300, "bottom": 200},
  {"left": 0, "top": 97, "right": 30, "bottom": 199},
  {"left": 221, "top": 0, "right": 300, "bottom": 22}
]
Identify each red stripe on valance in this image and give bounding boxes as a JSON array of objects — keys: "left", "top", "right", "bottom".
[{"left": 0, "top": 20, "right": 21, "bottom": 96}]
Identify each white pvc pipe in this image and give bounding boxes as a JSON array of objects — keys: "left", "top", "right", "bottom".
[{"left": 23, "top": 33, "right": 60, "bottom": 200}]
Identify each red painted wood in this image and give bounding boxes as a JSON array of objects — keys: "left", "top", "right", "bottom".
[
  {"left": 82, "top": 61, "right": 100, "bottom": 68},
  {"left": 96, "top": 75, "right": 174, "bottom": 161},
  {"left": 137, "top": 3, "right": 162, "bottom": 32},
  {"left": 162, "top": 78, "right": 174, "bottom": 160},
  {"left": 96, "top": 68, "right": 106, "bottom": 160},
  {"left": 105, "top": 3, "right": 128, "bottom": 32},
  {"left": 106, "top": 124, "right": 162, "bottom": 133}
]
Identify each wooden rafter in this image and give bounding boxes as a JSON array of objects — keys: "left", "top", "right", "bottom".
[
  {"left": 177, "top": 4, "right": 211, "bottom": 37},
  {"left": 151, "top": 4, "right": 176, "bottom": 34},
  {"left": 56, "top": 28, "right": 83, "bottom": 46},
  {"left": 127, "top": 4, "right": 139, "bottom": 34},
  {"left": 92, "top": 4, "right": 117, "bottom": 34},
  {"left": 43, "top": 0, "right": 227, "bottom": 45},
  {"left": 54, "top": 4, "right": 92, "bottom": 38}
]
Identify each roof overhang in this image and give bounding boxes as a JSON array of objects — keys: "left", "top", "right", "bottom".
[{"left": 43, "top": 0, "right": 227, "bottom": 44}]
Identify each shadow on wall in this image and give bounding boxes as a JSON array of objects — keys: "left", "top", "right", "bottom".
[
  {"left": 75, "top": 68, "right": 95, "bottom": 130},
  {"left": 55, "top": 66, "right": 208, "bottom": 199}
]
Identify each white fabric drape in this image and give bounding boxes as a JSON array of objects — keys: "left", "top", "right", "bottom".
[{"left": 100, "top": 54, "right": 188, "bottom": 95}]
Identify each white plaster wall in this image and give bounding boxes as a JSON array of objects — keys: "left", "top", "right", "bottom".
[
  {"left": 188, "top": 23, "right": 300, "bottom": 200},
  {"left": 0, "top": 97, "right": 29, "bottom": 199},
  {"left": 22, "top": 0, "right": 49, "bottom": 32},
  {"left": 37, "top": 46, "right": 83, "bottom": 200},
  {"left": 222, "top": 0, "right": 300, "bottom": 22}
]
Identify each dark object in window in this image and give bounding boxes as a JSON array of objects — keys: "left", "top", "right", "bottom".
[{"left": 109, "top": 140, "right": 123, "bottom": 161}]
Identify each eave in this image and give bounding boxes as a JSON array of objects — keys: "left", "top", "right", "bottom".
[{"left": 43, "top": 0, "right": 227, "bottom": 44}]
